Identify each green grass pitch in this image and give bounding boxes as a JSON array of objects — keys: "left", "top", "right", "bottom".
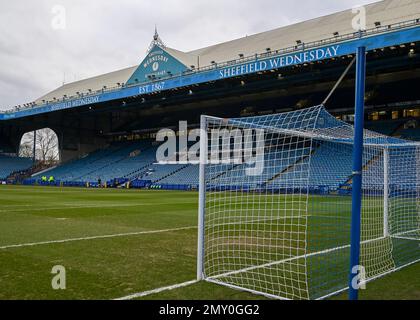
[{"left": 0, "top": 185, "right": 418, "bottom": 300}]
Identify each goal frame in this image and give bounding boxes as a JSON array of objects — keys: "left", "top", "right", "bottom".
[
  {"left": 197, "top": 111, "right": 419, "bottom": 300},
  {"left": 196, "top": 112, "right": 420, "bottom": 300}
]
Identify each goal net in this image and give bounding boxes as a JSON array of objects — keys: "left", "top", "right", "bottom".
[{"left": 197, "top": 105, "right": 420, "bottom": 300}]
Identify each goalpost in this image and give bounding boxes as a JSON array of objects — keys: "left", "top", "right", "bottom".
[{"left": 196, "top": 106, "right": 420, "bottom": 300}]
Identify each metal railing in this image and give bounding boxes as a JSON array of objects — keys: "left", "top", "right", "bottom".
[{"left": 1, "top": 18, "right": 419, "bottom": 115}]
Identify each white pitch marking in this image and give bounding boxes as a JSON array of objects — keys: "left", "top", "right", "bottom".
[
  {"left": 114, "top": 280, "right": 198, "bottom": 300},
  {"left": 0, "top": 226, "right": 197, "bottom": 250},
  {"left": 392, "top": 235, "right": 419, "bottom": 241}
]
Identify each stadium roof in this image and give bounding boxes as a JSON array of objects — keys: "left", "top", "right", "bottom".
[{"left": 26, "top": 0, "right": 420, "bottom": 104}]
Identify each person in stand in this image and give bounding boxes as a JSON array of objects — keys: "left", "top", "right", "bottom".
[{"left": 98, "top": 178, "right": 102, "bottom": 188}]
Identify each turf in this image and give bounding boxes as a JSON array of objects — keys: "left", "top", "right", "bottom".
[{"left": 0, "top": 185, "right": 418, "bottom": 300}]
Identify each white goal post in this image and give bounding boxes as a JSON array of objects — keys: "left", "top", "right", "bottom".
[{"left": 197, "top": 105, "right": 420, "bottom": 300}]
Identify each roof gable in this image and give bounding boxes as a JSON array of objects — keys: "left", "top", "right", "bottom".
[{"left": 126, "top": 45, "right": 192, "bottom": 85}]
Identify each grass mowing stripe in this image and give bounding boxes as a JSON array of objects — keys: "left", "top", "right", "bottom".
[
  {"left": 0, "top": 226, "right": 197, "bottom": 250},
  {"left": 0, "top": 201, "right": 197, "bottom": 213}
]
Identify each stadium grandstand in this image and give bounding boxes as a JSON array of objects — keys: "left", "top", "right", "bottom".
[{"left": 0, "top": 0, "right": 419, "bottom": 191}]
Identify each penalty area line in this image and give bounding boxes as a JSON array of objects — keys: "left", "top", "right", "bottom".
[
  {"left": 0, "top": 226, "right": 197, "bottom": 250},
  {"left": 114, "top": 280, "right": 198, "bottom": 300}
]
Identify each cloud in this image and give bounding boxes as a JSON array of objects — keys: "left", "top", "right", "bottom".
[{"left": 0, "top": 0, "right": 378, "bottom": 109}]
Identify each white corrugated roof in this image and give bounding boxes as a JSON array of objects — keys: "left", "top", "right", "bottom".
[
  {"left": 36, "top": 66, "right": 137, "bottom": 104},
  {"left": 164, "top": 47, "right": 199, "bottom": 68},
  {"left": 35, "top": 0, "right": 420, "bottom": 104},
  {"left": 189, "top": 0, "right": 420, "bottom": 65}
]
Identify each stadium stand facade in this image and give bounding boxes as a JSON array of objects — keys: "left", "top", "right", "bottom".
[
  {"left": 0, "top": 0, "right": 419, "bottom": 191},
  {"left": 1, "top": 0, "right": 417, "bottom": 110}
]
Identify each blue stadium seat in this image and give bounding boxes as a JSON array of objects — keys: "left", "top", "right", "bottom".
[
  {"left": 0, "top": 155, "right": 33, "bottom": 180},
  {"left": 38, "top": 140, "right": 157, "bottom": 183}
]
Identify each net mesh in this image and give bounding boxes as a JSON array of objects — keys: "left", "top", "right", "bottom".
[{"left": 201, "top": 105, "right": 420, "bottom": 300}]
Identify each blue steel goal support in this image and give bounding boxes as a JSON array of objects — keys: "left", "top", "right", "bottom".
[{"left": 349, "top": 46, "right": 366, "bottom": 301}]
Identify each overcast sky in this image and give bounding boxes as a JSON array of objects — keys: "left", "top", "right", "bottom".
[{"left": 0, "top": 0, "right": 379, "bottom": 110}]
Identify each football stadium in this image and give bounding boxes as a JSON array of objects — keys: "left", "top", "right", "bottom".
[{"left": 0, "top": 0, "right": 419, "bottom": 301}]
